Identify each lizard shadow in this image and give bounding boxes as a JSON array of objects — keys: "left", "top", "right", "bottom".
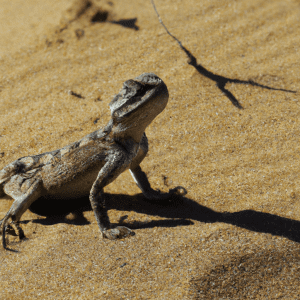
[
  {"left": 29, "top": 193, "right": 300, "bottom": 244},
  {"left": 28, "top": 196, "right": 92, "bottom": 226}
]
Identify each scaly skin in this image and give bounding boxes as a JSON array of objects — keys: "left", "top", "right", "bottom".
[{"left": 0, "top": 73, "right": 186, "bottom": 250}]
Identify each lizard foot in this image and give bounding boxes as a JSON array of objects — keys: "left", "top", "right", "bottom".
[
  {"left": 102, "top": 226, "right": 134, "bottom": 240},
  {"left": 4, "top": 224, "right": 18, "bottom": 236},
  {"left": 169, "top": 186, "right": 187, "bottom": 197},
  {"left": 5, "top": 222, "right": 26, "bottom": 239}
]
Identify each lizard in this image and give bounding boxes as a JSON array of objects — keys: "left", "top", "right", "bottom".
[{"left": 0, "top": 73, "right": 186, "bottom": 250}]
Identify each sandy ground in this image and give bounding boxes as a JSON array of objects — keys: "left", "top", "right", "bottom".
[{"left": 1, "top": 0, "right": 300, "bottom": 298}]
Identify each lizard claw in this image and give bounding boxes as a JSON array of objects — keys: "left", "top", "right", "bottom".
[{"left": 102, "top": 226, "right": 134, "bottom": 240}]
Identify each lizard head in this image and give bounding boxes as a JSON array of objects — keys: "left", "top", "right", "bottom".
[{"left": 109, "top": 73, "right": 169, "bottom": 142}]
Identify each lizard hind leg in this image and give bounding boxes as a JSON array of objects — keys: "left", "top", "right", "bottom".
[
  {"left": 0, "top": 213, "right": 21, "bottom": 249},
  {"left": 0, "top": 205, "right": 24, "bottom": 249},
  {"left": 1, "top": 176, "right": 43, "bottom": 249}
]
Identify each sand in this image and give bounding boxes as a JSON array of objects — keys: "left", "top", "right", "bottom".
[{"left": 1, "top": 0, "right": 300, "bottom": 298}]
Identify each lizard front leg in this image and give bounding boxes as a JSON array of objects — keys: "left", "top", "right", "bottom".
[
  {"left": 89, "top": 155, "right": 133, "bottom": 240},
  {"left": 130, "top": 133, "right": 187, "bottom": 202},
  {"left": 130, "top": 166, "right": 186, "bottom": 203}
]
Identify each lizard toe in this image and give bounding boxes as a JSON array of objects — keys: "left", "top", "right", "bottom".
[
  {"left": 103, "top": 226, "right": 134, "bottom": 240},
  {"left": 169, "top": 186, "right": 187, "bottom": 197},
  {"left": 4, "top": 224, "right": 18, "bottom": 236}
]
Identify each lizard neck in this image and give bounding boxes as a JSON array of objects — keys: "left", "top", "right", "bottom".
[
  {"left": 109, "top": 117, "right": 147, "bottom": 144},
  {"left": 104, "top": 119, "right": 143, "bottom": 154},
  {"left": 111, "top": 123, "right": 145, "bottom": 144}
]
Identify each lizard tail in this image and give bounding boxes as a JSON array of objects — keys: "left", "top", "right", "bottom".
[
  {"left": 0, "top": 185, "right": 5, "bottom": 197},
  {"left": 2, "top": 223, "right": 7, "bottom": 250}
]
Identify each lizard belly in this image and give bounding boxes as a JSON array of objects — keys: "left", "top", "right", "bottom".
[{"left": 41, "top": 162, "right": 104, "bottom": 200}]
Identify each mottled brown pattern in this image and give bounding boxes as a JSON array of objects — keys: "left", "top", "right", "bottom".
[{"left": 0, "top": 72, "right": 184, "bottom": 249}]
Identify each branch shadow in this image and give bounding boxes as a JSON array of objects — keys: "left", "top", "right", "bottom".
[
  {"left": 29, "top": 193, "right": 300, "bottom": 244},
  {"left": 90, "top": 8, "right": 139, "bottom": 31},
  {"left": 109, "top": 18, "right": 139, "bottom": 31},
  {"left": 154, "top": 15, "right": 296, "bottom": 109},
  {"left": 183, "top": 44, "right": 296, "bottom": 109}
]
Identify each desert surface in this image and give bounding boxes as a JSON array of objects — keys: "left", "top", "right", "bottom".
[{"left": 1, "top": 0, "right": 300, "bottom": 299}]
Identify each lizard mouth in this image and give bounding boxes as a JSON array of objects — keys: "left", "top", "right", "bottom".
[{"left": 109, "top": 73, "right": 168, "bottom": 121}]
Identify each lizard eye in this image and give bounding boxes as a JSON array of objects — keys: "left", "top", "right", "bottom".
[
  {"left": 124, "top": 79, "right": 137, "bottom": 88},
  {"left": 124, "top": 80, "right": 143, "bottom": 95},
  {"left": 109, "top": 74, "right": 166, "bottom": 118}
]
